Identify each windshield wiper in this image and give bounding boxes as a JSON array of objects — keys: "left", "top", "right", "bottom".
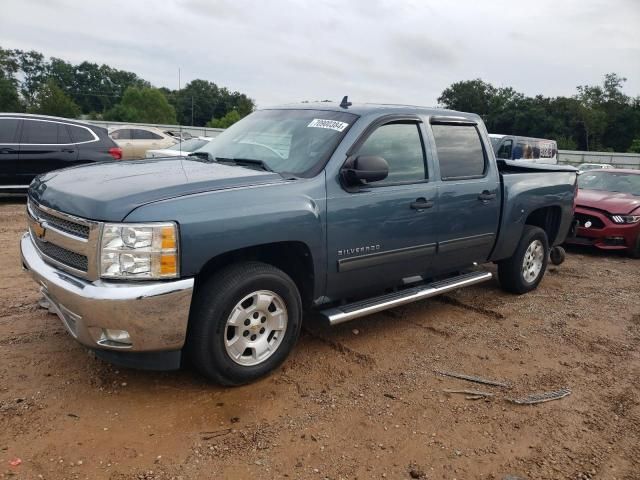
[
  {"left": 188, "top": 151, "right": 213, "bottom": 161},
  {"left": 214, "top": 157, "right": 274, "bottom": 172}
]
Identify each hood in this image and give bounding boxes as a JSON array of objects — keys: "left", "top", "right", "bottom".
[
  {"left": 576, "top": 188, "right": 640, "bottom": 215},
  {"left": 29, "top": 158, "right": 284, "bottom": 221}
]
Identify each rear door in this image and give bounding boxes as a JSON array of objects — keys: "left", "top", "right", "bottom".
[
  {"left": 132, "top": 129, "right": 166, "bottom": 158},
  {"left": 427, "top": 118, "right": 500, "bottom": 272},
  {"left": 110, "top": 128, "right": 135, "bottom": 159},
  {"left": 0, "top": 117, "right": 22, "bottom": 188},
  {"left": 17, "top": 119, "right": 78, "bottom": 185}
]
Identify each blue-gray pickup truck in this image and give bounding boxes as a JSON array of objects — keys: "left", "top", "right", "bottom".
[{"left": 21, "top": 101, "right": 577, "bottom": 385}]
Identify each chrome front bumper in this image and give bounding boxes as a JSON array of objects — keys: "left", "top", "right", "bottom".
[{"left": 20, "top": 232, "right": 194, "bottom": 352}]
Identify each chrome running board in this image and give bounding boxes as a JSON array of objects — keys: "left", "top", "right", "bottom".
[{"left": 320, "top": 271, "right": 493, "bottom": 325}]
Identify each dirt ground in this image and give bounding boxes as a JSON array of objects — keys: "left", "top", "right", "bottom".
[{"left": 1, "top": 198, "right": 639, "bottom": 480}]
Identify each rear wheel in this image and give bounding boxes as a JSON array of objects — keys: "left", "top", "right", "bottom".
[
  {"left": 498, "top": 226, "right": 549, "bottom": 294},
  {"left": 187, "top": 262, "right": 302, "bottom": 385}
]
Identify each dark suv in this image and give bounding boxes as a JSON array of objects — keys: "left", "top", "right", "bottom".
[{"left": 0, "top": 114, "right": 122, "bottom": 193}]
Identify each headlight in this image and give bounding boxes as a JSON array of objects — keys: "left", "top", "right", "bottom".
[
  {"left": 100, "top": 222, "right": 179, "bottom": 279},
  {"left": 611, "top": 215, "right": 640, "bottom": 224}
]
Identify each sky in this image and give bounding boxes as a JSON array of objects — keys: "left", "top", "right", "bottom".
[{"left": 1, "top": 0, "right": 639, "bottom": 108}]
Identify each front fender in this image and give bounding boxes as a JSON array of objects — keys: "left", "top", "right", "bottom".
[{"left": 124, "top": 177, "right": 327, "bottom": 296}]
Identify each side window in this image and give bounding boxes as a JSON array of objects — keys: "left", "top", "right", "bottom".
[
  {"left": 514, "top": 141, "right": 533, "bottom": 160},
  {"left": 531, "top": 141, "right": 541, "bottom": 159},
  {"left": 134, "top": 129, "right": 163, "bottom": 140},
  {"left": 69, "top": 125, "right": 95, "bottom": 143},
  {"left": 357, "top": 122, "right": 426, "bottom": 184},
  {"left": 111, "top": 129, "right": 131, "bottom": 140},
  {"left": 496, "top": 139, "right": 513, "bottom": 159},
  {"left": 21, "top": 120, "right": 71, "bottom": 144},
  {"left": 0, "top": 119, "right": 21, "bottom": 143},
  {"left": 432, "top": 124, "right": 486, "bottom": 180}
]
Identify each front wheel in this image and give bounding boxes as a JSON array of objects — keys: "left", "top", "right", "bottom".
[
  {"left": 498, "top": 226, "right": 549, "bottom": 294},
  {"left": 187, "top": 262, "right": 302, "bottom": 385}
]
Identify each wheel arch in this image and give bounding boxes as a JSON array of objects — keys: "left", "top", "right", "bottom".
[
  {"left": 524, "top": 205, "right": 563, "bottom": 245},
  {"left": 195, "top": 241, "right": 316, "bottom": 309}
]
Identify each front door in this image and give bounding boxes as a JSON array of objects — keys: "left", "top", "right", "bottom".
[
  {"left": 17, "top": 119, "right": 78, "bottom": 185},
  {"left": 326, "top": 118, "right": 439, "bottom": 300},
  {"left": 428, "top": 120, "right": 500, "bottom": 272},
  {"left": 0, "top": 117, "right": 22, "bottom": 188}
]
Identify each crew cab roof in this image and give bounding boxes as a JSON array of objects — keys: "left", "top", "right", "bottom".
[{"left": 265, "top": 102, "right": 482, "bottom": 122}]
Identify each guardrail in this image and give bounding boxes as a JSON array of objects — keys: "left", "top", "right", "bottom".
[
  {"left": 87, "top": 120, "right": 225, "bottom": 138},
  {"left": 559, "top": 150, "right": 640, "bottom": 170}
]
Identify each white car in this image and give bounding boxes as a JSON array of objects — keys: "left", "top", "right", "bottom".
[
  {"left": 109, "top": 126, "right": 177, "bottom": 159},
  {"left": 145, "top": 137, "right": 214, "bottom": 158},
  {"left": 578, "top": 163, "right": 614, "bottom": 173}
]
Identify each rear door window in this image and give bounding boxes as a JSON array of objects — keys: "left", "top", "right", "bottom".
[
  {"left": 69, "top": 125, "right": 96, "bottom": 143},
  {"left": 357, "top": 122, "right": 426, "bottom": 185},
  {"left": 432, "top": 124, "right": 486, "bottom": 180},
  {"left": 133, "top": 129, "right": 163, "bottom": 140},
  {"left": 21, "top": 120, "right": 71, "bottom": 144},
  {"left": 0, "top": 118, "right": 21, "bottom": 143}
]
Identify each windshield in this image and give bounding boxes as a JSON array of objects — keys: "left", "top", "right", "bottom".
[
  {"left": 168, "top": 138, "right": 209, "bottom": 152},
  {"left": 193, "top": 109, "right": 358, "bottom": 176},
  {"left": 578, "top": 171, "right": 640, "bottom": 196}
]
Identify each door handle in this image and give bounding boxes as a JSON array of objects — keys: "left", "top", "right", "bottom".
[
  {"left": 0, "top": 147, "right": 16, "bottom": 154},
  {"left": 410, "top": 198, "right": 434, "bottom": 210},
  {"left": 62, "top": 148, "right": 76, "bottom": 153},
  {"left": 478, "top": 191, "right": 496, "bottom": 201}
]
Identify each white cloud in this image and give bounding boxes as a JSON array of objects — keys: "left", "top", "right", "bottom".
[{"left": 1, "top": 0, "right": 639, "bottom": 107}]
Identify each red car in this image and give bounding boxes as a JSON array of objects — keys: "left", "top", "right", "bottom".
[{"left": 567, "top": 169, "right": 640, "bottom": 257}]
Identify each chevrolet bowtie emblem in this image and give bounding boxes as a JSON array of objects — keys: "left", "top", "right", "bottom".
[{"left": 33, "top": 222, "right": 46, "bottom": 239}]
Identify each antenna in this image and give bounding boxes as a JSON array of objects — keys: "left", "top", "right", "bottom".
[
  {"left": 178, "top": 68, "right": 182, "bottom": 157},
  {"left": 340, "top": 95, "right": 352, "bottom": 109}
]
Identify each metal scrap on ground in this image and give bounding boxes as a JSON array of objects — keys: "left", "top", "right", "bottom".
[
  {"left": 442, "top": 388, "right": 494, "bottom": 397},
  {"left": 435, "top": 370, "right": 510, "bottom": 388},
  {"left": 508, "top": 387, "right": 571, "bottom": 405}
]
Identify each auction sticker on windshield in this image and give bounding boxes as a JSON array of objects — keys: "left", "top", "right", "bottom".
[{"left": 307, "top": 119, "right": 350, "bottom": 132}]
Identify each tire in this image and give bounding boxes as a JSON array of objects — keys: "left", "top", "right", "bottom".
[
  {"left": 498, "top": 226, "right": 549, "bottom": 294},
  {"left": 549, "top": 246, "right": 566, "bottom": 265},
  {"left": 630, "top": 234, "right": 640, "bottom": 259},
  {"left": 187, "top": 262, "right": 302, "bottom": 385}
]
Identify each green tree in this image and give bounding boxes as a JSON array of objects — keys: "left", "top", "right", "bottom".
[
  {"left": 438, "top": 79, "right": 496, "bottom": 118},
  {"left": 29, "top": 79, "right": 80, "bottom": 118},
  {"left": 0, "top": 47, "right": 20, "bottom": 81},
  {"left": 556, "top": 136, "right": 577, "bottom": 150},
  {"left": 0, "top": 76, "right": 23, "bottom": 111},
  {"left": 15, "top": 50, "right": 49, "bottom": 105},
  {"left": 438, "top": 73, "right": 640, "bottom": 152},
  {"left": 170, "top": 79, "right": 255, "bottom": 126},
  {"left": 628, "top": 139, "right": 640, "bottom": 153},
  {"left": 104, "top": 86, "right": 176, "bottom": 124},
  {"left": 206, "top": 110, "right": 241, "bottom": 128}
]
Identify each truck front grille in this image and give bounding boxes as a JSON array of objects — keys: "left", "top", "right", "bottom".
[
  {"left": 30, "top": 202, "right": 90, "bottom": 239},
  {"left": 27, "top": 198, "right": 99, "bottom": 279},
  {"left": 33, "top": 235, "right": 89, "bottom": 272}
]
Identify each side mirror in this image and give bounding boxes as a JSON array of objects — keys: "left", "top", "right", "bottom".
[{"left": 342, "top": 155, "right": 389, "bottom": 186}]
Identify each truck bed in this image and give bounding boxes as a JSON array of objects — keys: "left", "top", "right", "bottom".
[{"left": 490, "top": 160, "right": 577, "bottom": 262}]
